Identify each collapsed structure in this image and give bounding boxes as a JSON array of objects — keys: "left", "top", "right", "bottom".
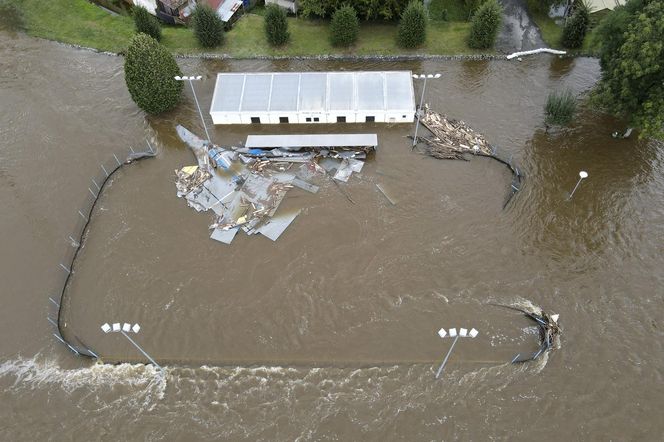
[{"left": 175, "top": 126, "right": 377, "bottom": 244}]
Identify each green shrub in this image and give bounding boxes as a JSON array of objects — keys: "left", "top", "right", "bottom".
[
  {"left": 192, "top": 5, "right": 225, "bottom": 48},
  {"left": 133, "top": 6, "right": 162, "bottom": 41},
  {"left": 0, "top": 0, "right": 25, "bottom": 31},
  {"left": 464, "top": 0, "right": 488, "bottom": 18},
  {"left": 468, "top": 0, "right": 502, "bottom": 49},
  {"left": 124, "top": 33, "right": 183, "bottom": 115},
  {"left": 397, "top": 1, "right": 428, "bottom": 49},
  {"left": 330, "top": 5, "right": 359, "bottom": 47},
  {"left": 428, "top": 0, "right": 447, "bottom": 20},
  {"left": 545, "top": 90, "right": 577, "bottom": 125},
  {"left": 561, "top": 2, "right": 590, "bottom": 49},
  {"left": 264, "top": 4, "right": 290, "bottom": 46}
]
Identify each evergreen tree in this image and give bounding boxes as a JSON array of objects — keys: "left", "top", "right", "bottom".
[
  {"left": 397, "top": 1, "right": 427, "bottom": 49},
  {"left": 124, "top": 34, "right": 183, "bottom": 115},
  {"left": 192, "top": 5, "right": 225, "bottom": 48},
  {"left": 133, "top": 5, "right": 162, "bottom": 41},
  {"left": 468, "top": 0, "right": 502, "bottom": 49},
  {"left": 264, "top": 4, "right": 290, "bottom": 46},
  {"left": 560, "top": 2, "right": 590, "bottom": 49},
  {"left": 330, "top": 5, "right": 360, "bottom": 47}
]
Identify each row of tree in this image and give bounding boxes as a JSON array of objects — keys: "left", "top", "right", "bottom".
[
  {"left": 134, "top": 4, "right": 224, "bottom": 48},
  {"left": 266, "top": 0, "right": 504, "bottom": 50}
]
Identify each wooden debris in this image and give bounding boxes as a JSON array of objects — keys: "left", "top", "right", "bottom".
[{"left": 416, "top": 106, "right": 493, "bottom": 159}]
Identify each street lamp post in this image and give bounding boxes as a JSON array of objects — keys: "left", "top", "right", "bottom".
[
  {"left": 412, "top": 73, "right": 442, "bottom": 147},
  {"left": 174, "top": 75, "right": 211, "bottom": 143},
  {"left": 101, "top": 322, "right": 163, "bottom": 374},
  {"left": 435, "top": 327, "right": 479, "bottom": 378},
  {"left": 568, "top": 170, "right": 589, "bottom": 200}
]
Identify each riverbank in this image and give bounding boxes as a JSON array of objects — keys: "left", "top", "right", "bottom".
[
  {"left": 524, "top": 0, "right": 603, "bottom": 52},
  {"left": 20, "top": 0, "right": 486, "bottom": 57}
]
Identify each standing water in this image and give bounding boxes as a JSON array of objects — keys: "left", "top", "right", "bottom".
[{"left": 1, "top": 32, "right": 663, "bottom": 440}]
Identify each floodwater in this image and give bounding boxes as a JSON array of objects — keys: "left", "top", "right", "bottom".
[{"left": 1, "top": 32, "right": 663, "bottom": 441}]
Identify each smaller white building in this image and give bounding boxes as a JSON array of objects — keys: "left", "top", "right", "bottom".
[
  {"left": 265, "top": 0, "right": 298, "bottom": 13},
  {"left": 209, "top": 71, "right": 416, "bottom": 125}
]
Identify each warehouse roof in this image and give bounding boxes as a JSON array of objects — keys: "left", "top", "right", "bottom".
[{"left": 210, "top": 71, "right": 415, "bottom": 114}]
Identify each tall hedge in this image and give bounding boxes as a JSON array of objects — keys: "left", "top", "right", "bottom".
[
  {"left": 397, "top": 1, "right": 427, "bottom": 48},
  {"left": 264, "top": 4, "right": 290, "bottom": 46},
  {"left": 133, "top": 5, "right": 161, "bottom": 41},
  {"left": 330, "top": 5, "right": 359, "bottom": 47},
  {"left": 192, "top": 5, "right": 225, "bottom": 48},
  {"left": 468, "top": 0, "right": 502, "bottom": 49},
  {"left": 561, "top": 5, "right": 590, "bottom": 49},
  {"left": 124, "top": 33, "right": 183, "bottom": 115}
]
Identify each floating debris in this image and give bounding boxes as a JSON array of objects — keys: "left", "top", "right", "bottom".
[
  {"left": 415, "top": 106, "right": 492, "bottom": 159},
  {"left": 493, "top": 304, "right": 561, "bottom": 363},
  {"left": 175, "top": 126, "right": 374, "bottom": 244}
]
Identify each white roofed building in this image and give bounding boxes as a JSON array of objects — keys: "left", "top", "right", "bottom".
[{"left": 209, "top": 71, "right": 416, "bottom": 125}]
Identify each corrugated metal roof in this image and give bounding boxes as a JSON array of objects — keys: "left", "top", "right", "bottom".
[{"left": 210, "top": 71, "right": 415, "bottom": 114}]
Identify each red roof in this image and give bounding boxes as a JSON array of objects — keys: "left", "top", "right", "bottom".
[{"left": 206, "top": 0, "right": 223, "bottom": 9}]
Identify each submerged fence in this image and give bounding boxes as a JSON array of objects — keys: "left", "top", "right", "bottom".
[
  {"left": 47, "top": 143, "right": 157, "bottom": 359},
  {"left": 479, "top": 145, "right": 524, "bottom": 209}
]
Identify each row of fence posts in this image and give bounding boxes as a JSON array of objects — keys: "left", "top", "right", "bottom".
[{"left": 47, "top": 142, "right": 156, "bottom": 360}]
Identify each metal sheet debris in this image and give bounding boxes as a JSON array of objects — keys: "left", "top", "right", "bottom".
[
  {"left": 376, "top": 184, "right": 397, "bottom": 205},
  {"left": 175, "top": 126, "right": 373, "bottom": 244},
  {"left": 256, "top": 210, "right": 301, "bottom": 241}
]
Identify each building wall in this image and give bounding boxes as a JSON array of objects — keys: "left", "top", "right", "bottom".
[{"left": 211, "top": 110, "right": 414, "bottom": 124}]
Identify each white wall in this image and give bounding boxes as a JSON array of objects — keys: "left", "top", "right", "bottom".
[
  {"left": 211, "top": 110, "right": 413, "bottom": 125},
  {"left": 133, "top": 0, "right": 157, "bottom": 14}
]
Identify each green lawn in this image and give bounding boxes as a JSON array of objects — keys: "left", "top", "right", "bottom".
[
  {"left": 20, "top": 0, "right": 485, "bottom": 56},
  {"left": 525, "top": 0, "right": 603, "bottom": 54}
]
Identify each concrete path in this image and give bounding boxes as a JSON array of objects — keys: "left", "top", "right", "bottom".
[{"left": 495, "top": 0, "right": 546, "bottom": 53}]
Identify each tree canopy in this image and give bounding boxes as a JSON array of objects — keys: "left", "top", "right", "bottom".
[
  {"left": 124, "top": 34, "right": 183, "bottom": 115},
  {"left": 330, "top": 5, "right": 360, "bottom": 47},
  {"left": 133, "top": 5, "right": 162, "bottom": 41},
  {"left": 192, "top": 5, "right": 225, "bottom": 48},
  {"left": 264, "top": 4, "right": 290, "bottom": 46},
  {"left": 593, "top": 0, "right": 663, "bottom": 139},
  {"left": 397, "top": 1, "right": 427, "bottom": 48},
  {"left": 298, "top": 0, "right": 412, "bottom": 21},
  {"left": 468, "top": 0, "right": 502, "bottom": 49}
]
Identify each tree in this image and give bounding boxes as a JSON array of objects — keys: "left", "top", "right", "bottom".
[
  {"left": 124, "top": 33, "right": 183, "bottom": 115},
  {"left": 593, "top": 0, "right": 663, "bottom": 139},
  {"left": 298, "top": 0, "right": 411, "bottom": 21},
  {"left": 192, "top": 5, "right": 225, "bottom": 48},
  {"left": 560, "top": 2, "right": 590, "bottom": 49},
  {"left": 133, "top": 5, "right": 162, "bottom": 41},
  {"left": 468, "top": 0, "right": 502, "bottom": 49},
  {"left": 330, "top": 5, "right": 360, "bottom": 47},
  {"left": 397, "top": 1, "right": 427, "bottom": 49},
  {"left": 264, "top": 4, "right": 290, "bottom": 46},
  {"left": 0, "top": 0, "right": 25, "bottom": 31}
]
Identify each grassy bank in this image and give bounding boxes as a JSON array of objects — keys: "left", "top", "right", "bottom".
[
  {"left": 525, "top": 0, "right": 605, "bottom": 53},
  {"left": 19, "top": 0, "right": 484, "bottom": 56}
]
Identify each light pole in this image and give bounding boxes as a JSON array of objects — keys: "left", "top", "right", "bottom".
[
  {"left": 174, "top": 75, "right": 211, "bottom": 143},
  {"left": 101, "top": 322, "right": 163, "bottom": 374},
  {"left": 435, "top": 327, "right": 479, "bottom": 378},
  {"left": 567, "top": 170, "right": 588, "bottom": 200},
  {"left": 412, "top": 73, "right": 442, "bottom": 147}
]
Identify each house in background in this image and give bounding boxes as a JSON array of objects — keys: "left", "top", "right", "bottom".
[
  {"left": 265, "top": 0, "right": 297, "bottom": 14},
  {"left": 129, "top": 0, "right": 244, "bottom": 25}
]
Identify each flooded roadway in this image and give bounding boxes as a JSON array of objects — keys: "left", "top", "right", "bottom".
[{"left": 1, "top": 32, "right": 663, "bottom": 440}]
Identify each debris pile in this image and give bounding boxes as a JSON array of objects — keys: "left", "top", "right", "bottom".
[
  {"left": 416, "top": 106, "right": 493, "bottom": 160},
  {"left": 174, "top": 126, "right": 374, "bottom": 244}
]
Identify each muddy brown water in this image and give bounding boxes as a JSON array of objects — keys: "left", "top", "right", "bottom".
[{"left": 1, "top": 32, "right": 663, "bottom": 440}]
